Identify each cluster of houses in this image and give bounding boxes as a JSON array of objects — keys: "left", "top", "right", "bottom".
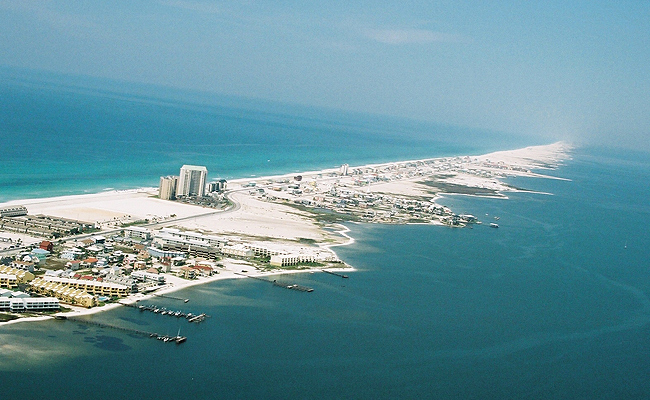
[
  {"left": 237, "top": 159, "right": 504, "bottom": 227},
  {"left": 0, "top": 224, "right": 338, "bottom": 311}
]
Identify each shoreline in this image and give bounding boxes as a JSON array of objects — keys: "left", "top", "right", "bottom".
[
  {"left": 0, "top": 141, "right": 572, "bottom": 326},
  {"left": 0, "top": 142, "right": 571, "bottom": 206}
]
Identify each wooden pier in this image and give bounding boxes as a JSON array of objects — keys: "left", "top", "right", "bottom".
[
  {"left": 154, "top": 294, "right": 189, "bottom": 303},
  {"left": 236, "top": 273, "right": 314, "bottom": 292},
  {"left": 56, "top": 315, "right": 187, "bottom": 344}
]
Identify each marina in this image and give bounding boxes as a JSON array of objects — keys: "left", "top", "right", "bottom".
[{"left": 120, "top": 301, "right": 208, "bottom": 323}]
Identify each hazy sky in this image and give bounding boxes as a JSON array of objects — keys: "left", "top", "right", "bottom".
[{"left": 1, "top": 1, "right": 649, "bottom": 149}]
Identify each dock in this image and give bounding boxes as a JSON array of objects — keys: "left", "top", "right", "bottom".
[
  {"left": 321, "top": 269, "right": 349, "bottom": 279},
  {"left": 120, "top": 301, "right": 208, "bottom": 323},
  {"left": 236, "top": 273, "right": 314, "bottom": 292},
  {"left": 56, "top": 315, "right": 186, "bottom": 344},
  {"left": 154, "top": 294, "right": 190, "bottom": 303}
]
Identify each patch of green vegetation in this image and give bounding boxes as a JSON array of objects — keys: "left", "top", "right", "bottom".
[
  {"left": 419, "top": 180, "right": 502, "bottom": 196},
  {"left": 285, "top": 203, "right": 362, "bottom": 223},
  {"left": 121, "top": 220, "right": 149, "bottom": 227},
  {"left": 0, "top": 313, "right": 19, "bottom": 322},
  {"left": 298, "top": 238, "right": 317, "bottom": 245},
  {"left": 45, "top": 259, "right": 69, "bottom": 270}
]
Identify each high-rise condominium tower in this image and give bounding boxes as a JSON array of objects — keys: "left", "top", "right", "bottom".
[
  {"left": 177, "top": 165, "right": 208, "bottom": 197},
  {"left": 159, "top": 176, "right": 178, "bottom": 200}
]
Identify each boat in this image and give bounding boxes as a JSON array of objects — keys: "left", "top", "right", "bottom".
[
  {"left": 174, "top": 328, "right": 187, "bottom": 344},
  {"left": 489, "top": 223, "right": 499, "bottom": 228}
]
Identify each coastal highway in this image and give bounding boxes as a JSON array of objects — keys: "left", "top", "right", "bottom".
[{"left": 0, "top": 190, "right": 244, "bottom": 256}]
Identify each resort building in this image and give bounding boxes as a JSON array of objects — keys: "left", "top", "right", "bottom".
[
  {"left": 38, "top": 276, "right": 129, "bottom": 298},
  {"left": 244, "top": 244, "right": 285, "bottom": 258},
  {"left": 29, "top": 278, "right": 96, "bottom": 307},
  {"left": 270, "top": 254, "right": 316, "bottom": 267},
  {"left": 159, "top": 175, "right": 178, "bottom": 200},
  {"left": 158, "top": 228, "right": 226, "bottom": 246},
  {"left": 0, "top": 296, "right": 60, "bottom": 312},
  {"left": 177, "top": 165, "right": 208, "bottom": 197},
  {"left": 221, "top": 244, "right": 255, "bottom": 258},
  {"left": 340, "top": 164, "right": 349, "bottom": 176},
  {"left": 152, "top": 228, "right": 227, "bottom": 259},
  {"left": 206, "top": 179, "right": 227, "bottom": 193}
]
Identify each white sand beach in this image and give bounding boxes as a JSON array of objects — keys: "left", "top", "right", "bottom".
[{"left": 0, "top": 142, "right": 572, "bottom": 325}]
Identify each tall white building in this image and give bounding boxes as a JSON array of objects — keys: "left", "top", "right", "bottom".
[
  {"left": 340, "top": 164, "right": 349, "bottom": 176},
  {"left": 159, "top": 176, "right": 178, "bottom": 200},
  {"left": 177, "top": 165, "right": 208, "bottom": 197}
]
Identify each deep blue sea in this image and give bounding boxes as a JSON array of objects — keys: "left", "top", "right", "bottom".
[{"left": 2, "top": 69, "right": 650, "bottom": 399}]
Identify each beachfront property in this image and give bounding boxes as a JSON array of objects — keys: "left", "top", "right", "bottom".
[
  {"left": 152, "top": 228, "right": 227, "bottom": 258},
  {"left": 37, "top": 275, "right": 129, "bottom": 298},
  {"left": 244, "top": 243, "right": 286, "bottom": 258},
  {"left": 156, "top": 228, "right": 227, "bottom": 247},
  {"left": 206, "top": 179, "right": 227, "bottom": 193},
  {"left": 29, "top": 278, "right": 96, "bottom": 307},
  {"left": 179, "top": 266, "right": 197, "bottom": 279},
  {"left": 159, "top": 175, "right": 178, "bottom": 200},
  {"left": 177, "top": 165, "right": 208, "bottom": 197},
  {"left": 220, "top": 244, "right": 255, "bottom": 258},
  {"left": 270, "top": 254, "right": 316, "bottom": 267},
  {"left": 340, "top": 164, "right": 349, "bottom": 176},
  {"left": 0, "top": 296, "right": 60, "bottom": 312}
]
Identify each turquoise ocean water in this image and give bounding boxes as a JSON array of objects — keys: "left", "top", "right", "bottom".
[
  {"left": 0, "top": 67, "right": 532, "bottom": 203},
  {"left": 1, "top": 69, "right": 650, "bottom": 399}
]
